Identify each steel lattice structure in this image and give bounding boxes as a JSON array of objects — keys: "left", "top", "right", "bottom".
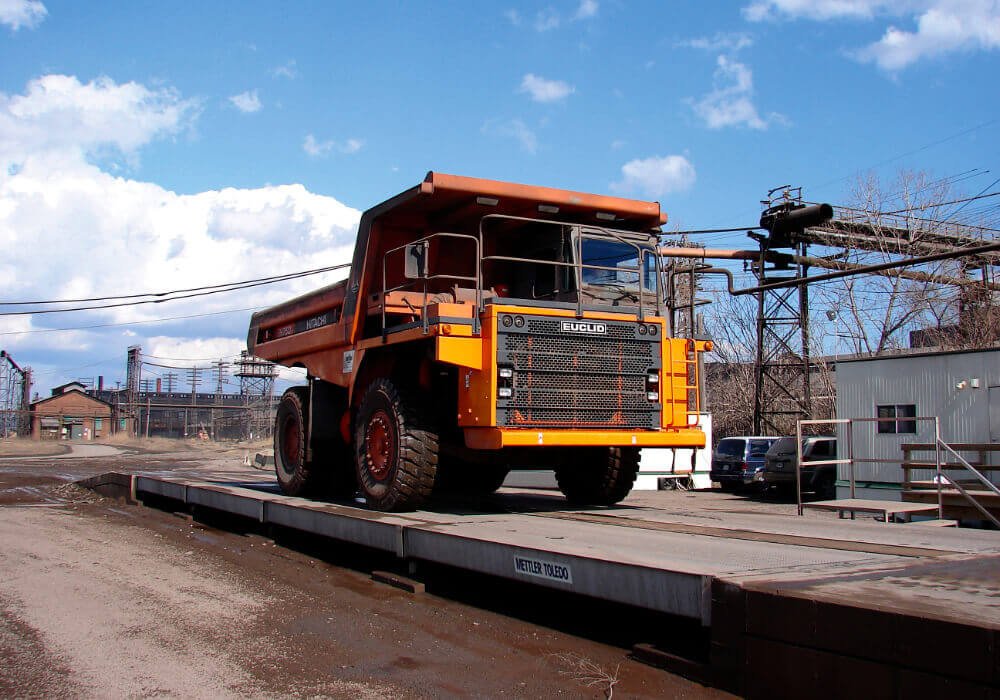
[{"left": 0, "top": 350, "right": 31, "bottom": 438}]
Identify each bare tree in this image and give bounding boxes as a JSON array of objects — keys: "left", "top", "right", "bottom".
[
  {"left": 815, "top": 170, "right": 999, "bottom": 354},
  {"left": 702, "top": 292, "right": 757, "bottom": 438}
]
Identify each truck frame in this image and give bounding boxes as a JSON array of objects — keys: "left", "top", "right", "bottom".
[{"left": 248, "top": 172, "right": 709, "bottom": 511}]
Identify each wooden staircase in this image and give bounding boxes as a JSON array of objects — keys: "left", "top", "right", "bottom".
[{"left": 901, "top": 443, "right": 1000, "bottom": 524}]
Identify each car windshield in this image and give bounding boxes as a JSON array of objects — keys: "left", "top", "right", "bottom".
[{"left": 716, "top": 439, "right": 745, "bottom": 457}]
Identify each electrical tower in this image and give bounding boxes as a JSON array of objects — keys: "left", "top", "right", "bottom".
[
  {"left": 750, "top": 187, "right": 834, "bottom": 435},
  {"left": 211, "top": 361, "right": 229, "bottom": 397},
  {"left": 0, "top": 350, "right": 31, "bottom": 437},
  {"left": 235, "top": 351, "right": 278, "bottom": 439}
]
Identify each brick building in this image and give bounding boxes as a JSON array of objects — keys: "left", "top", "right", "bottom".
[{"left": 30, "top": 382, "right": 114, "bottom": 441}]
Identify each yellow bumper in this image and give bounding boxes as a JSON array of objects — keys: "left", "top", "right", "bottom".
[{"left": 464, "top": 427, "right": 706, "bottom": 449}]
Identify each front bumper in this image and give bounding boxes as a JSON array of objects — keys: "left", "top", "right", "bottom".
[
  {"left": 711, "top": 469, "right": 763, "bottom": 487},
  {"left": 464, "top": 427, "right": 707, "bottom": 450}
]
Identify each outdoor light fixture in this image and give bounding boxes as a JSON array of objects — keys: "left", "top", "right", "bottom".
[
  {"left": 538, "top": 204, "right": 559, "bottom": 214},
  {"left": 596, "top": 212, "right": 616, "bottom": 221},
  {"left": 476, "top": 196, "right": 499, "bottom": 206}
]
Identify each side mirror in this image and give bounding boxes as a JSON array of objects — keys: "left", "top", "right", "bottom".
[{"left": 404, "top": 241, "right": 429, "bottom": 279}]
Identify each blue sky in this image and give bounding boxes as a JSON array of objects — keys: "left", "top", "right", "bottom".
[{"left": 1, "top": 0, "right": 998, "bottom": 396}]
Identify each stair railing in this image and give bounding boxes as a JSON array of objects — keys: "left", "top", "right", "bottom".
[{"left": 935, "top": 440, "right": 1000, "bottom": 529}]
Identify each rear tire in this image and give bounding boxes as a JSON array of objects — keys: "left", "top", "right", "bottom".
[
  {"left": 274, "top": 388, "right": 316, "bottom": 496},
  {"left": 555, "top": 447, "right": 640, "bottom": 506},
  {"left": 354, "top": 378, "right": 438, "bottom": 511}
]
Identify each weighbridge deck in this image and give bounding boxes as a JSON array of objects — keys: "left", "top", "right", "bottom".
[{"left": 85, "top": 471, "right": 1000, "bottom": 697}]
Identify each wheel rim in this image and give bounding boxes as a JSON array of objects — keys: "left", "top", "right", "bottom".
[
  {"left": 366, "top": 409, "right": 395, "bottom": 481},
  {"left": 282, "top": 415, "right": 300, "bottom": 466}
]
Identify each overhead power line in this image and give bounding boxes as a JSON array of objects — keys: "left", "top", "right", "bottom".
[
  {"left": 810, "top": 117, "right": 1000, "bottom": 193},
  {"left": 0, "top": 263, "right": 348, "bottom": 307},
  {"left": 0, "top": 305, "right": 263, "bottom": 337},
  {"left": 0, "top": 263, "right": 350, "bottom": 316}
]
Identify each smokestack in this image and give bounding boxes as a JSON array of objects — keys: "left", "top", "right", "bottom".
[
  {"left": 98, "top": 376, "right": 104, "bottom": 392},
  {"left": 156, "top": 378, "right": 162, "bottom": 393}
]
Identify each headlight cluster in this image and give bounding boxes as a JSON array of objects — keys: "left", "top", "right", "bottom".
[
  {"left": 497, "top": 365, "right": 514, "bottom": 398},
  {"left": 500, "top": 315, "right": 525, "bottom": 328},
  {"left": 646, "top": 371, "right": 659, "bottom": 402},
  {"left": 637, "top": 324, "right": 659, "bottom": 336}
]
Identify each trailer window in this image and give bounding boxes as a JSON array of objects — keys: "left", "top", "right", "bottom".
[{"left": 876, "top": 404, "right": 917, "bottom": 434}]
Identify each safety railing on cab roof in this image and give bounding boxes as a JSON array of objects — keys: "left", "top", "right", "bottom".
[
  {"left": 477, "top": 213, "right": 665, "bottom": 321},
  {"left": 381, "top": 232, "right": 482, "bottom": 335}
]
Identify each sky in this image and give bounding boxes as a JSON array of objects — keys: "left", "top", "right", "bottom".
[{"left": 1, "top": 0, "right": 999, "bottom": 397}]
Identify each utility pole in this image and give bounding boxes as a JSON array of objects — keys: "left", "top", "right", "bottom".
[
  {"left": 126, "top": 346, "right": 141, "bottom": 437},
  {"left": 187, "top": 366, "right": 201, "bottom": 437}
]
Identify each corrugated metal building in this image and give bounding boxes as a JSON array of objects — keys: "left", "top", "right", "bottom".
[{"left": 835, "top": 347, "right": 1000, "bottom": 500}]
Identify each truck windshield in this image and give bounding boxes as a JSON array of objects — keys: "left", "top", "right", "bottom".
[
  {"left": 579, "top": 237, "right": 656, "bottom": 304},
  {"left": 479, "top": 216, "right": 659, "bottom": 308}
]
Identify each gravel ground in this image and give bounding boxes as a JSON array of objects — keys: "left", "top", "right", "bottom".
[{"left": 0, "top": 442, "right": 733, "bottom": 699}]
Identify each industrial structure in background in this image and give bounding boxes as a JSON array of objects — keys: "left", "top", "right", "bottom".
[
  {"left": 664, "top": 185, "right": 1000, "bottom": 436},
  {"left": 35, "top": 346, "right": 280, "bottom": 441},
  {"left": 0, "top": 350, "right": 32, "bottom": 437}
]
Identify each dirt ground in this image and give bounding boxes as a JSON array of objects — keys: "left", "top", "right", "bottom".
[{"left": 0, "top": 440, "right": 736, "bottom": 699}]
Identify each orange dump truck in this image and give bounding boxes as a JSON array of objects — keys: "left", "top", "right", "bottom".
[{"left": 248, "top": 172, "right": 709, "bottom": 511}]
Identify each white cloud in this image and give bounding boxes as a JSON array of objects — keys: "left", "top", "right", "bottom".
[
  {"left": 228, "top": 90, "right": 261, "bottom": 113},
  {"left": 144, "top": 336, "right": 247, "bottom": 367},
  {"left": 270, "top": 60, "right": 297, "bottom": 79},
  {"left": 0, "top": 0, "right": 46, "bottom": 30},
  {"left": 504, "top": 8, "right": 522, "bottom": 26},
  {"left": 535, "top": 7, "right": 560, "bottom": 31},
  {"left": 0, "top": 74, "right": 361, "bottom": 380},
  {"left": 0, "top": 75, "right": 198, "bottom": 167},
  {"left": 519, "top": 73, "right": 575, "bottom": 103},
  {"left": 482, "top": 118, "right": 538, "bottom": 154},
  {"left": 688, "top": 55, "right": 777, "bottom": 130},
  {"left": 302, "top": 133, "right": 364, "bottom": 157},
  {"left": 742, "top": 0, "right": 902, "bottom": 22},
  {"left": 679, "top": 32, "right": 754, "bottom": 52},
  {"left": 574, "top": 0, "right": 599, "bottom": 20},
  {"left": 857, "top": 2, "right": 1000, "bottom": 69},
  {"left": 743, "top": 1, "right": 1000, "bottom": 71},
  {"left": 611, "top": 155, "right": 696, "bottom": 199}
]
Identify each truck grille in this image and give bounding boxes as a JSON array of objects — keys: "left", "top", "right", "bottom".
[{"left": 496, "top": 316, "right": 661, "bottom": 429}]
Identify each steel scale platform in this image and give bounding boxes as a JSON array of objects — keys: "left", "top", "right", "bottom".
[{"left": 85, "top": 471, "right": 1000, "bottom": 697}]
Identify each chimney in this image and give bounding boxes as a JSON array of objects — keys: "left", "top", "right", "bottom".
[
  {"left": 156, "top": 378, "right": 162, "bottom": 393},
  {"left": 98, "top": 376, "right": 104, "bottom": 392}
]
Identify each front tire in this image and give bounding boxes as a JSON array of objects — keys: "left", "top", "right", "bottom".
[
  {"left": 354, "top": 378, "right": 438, "bottom": 511},
  {"left": 555, "top": 447, "right": 640, "bottom": 506}
]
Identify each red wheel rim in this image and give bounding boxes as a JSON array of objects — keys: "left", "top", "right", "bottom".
[
  {"left": 366, "top": 409, "right": 395, "bottom": 481},
  {"left": 282, "top": 416, "right": 300, "bottom": 465}
]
